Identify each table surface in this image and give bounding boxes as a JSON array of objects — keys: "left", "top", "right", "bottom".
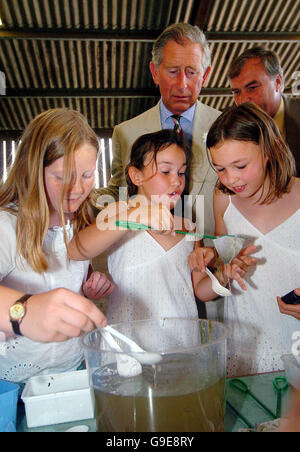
[
  {"left": 17, "top": 371, "right": 291, "bottom": 432},
  {"left": 225, "top": 371, "right": 290, "bottom": 431}
]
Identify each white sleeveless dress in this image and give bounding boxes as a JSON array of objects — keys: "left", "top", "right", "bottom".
[
  {"left": 106, "top": 231, "right": 198, "bottom": 325},
  {"left": 0, "top": 212, "right": 89, "bottom": 383},
  {"left": 223, "top": 197, "right": 300, "bottom": 376}
]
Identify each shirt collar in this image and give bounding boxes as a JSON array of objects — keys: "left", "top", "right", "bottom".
[{"left": 160, "top": 100, "right": 196, "bottom": 123}]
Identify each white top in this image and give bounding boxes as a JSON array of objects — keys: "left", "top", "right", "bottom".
[
  {"left": 106, "top": 231, "right": 198, "bottom": 328},
  {"left": 223, "top": 197, "right": 300, "bottom": 376},
  {"left": 0, "top": 211, "right": 90, "bottom": 383}
]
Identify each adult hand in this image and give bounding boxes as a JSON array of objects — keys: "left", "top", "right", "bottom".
[
  {"left": 83, "top": 271, "right": 115, "bottom": 300},
  {"left": 21, "top": 288, "right": 107, "bottom": 343},
  {"left": 277, "top": 289, "right": 300, "bottom": 321}
]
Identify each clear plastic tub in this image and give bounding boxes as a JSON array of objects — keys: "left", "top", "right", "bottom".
[{"left": 82, "top": 318, "right": 230, "bottom": 432}]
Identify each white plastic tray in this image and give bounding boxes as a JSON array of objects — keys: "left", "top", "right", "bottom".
[{"left": 21, "top": 370, "right": 95, "bottom": 428}]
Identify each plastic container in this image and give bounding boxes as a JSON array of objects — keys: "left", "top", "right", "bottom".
[
  {"left": 281, "top": 354, "right": 300, "bottom": 389},
  {"left": 0, "top": 379, "right": 19, "bottom": 432},
  {"left": 21, "top": 370, "right": 95, "bottom": 428},
  {"left": 82, "top": 318, "right": 230, "bottom": 432}
]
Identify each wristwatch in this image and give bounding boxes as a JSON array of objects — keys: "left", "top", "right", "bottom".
[{"left": 9, "top": 294, "right": 32, "bottom": 336}]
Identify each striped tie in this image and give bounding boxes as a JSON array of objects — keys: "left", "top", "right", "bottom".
[{"left": 171, "top": 114, "right": 183, "bottom": 137}]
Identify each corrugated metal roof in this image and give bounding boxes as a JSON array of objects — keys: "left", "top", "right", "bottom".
[{"left": 0, "top": 0, "right": 299, "bottom": 136}]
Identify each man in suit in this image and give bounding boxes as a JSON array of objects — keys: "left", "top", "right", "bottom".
[
  {"left": 97, "top": 23, "right": 221, "bottom": 235},
  {"left": 228, "top": 46, "right": 300, "bottom": 175},
  {"left": 95, "top": 23, "right": 222, "bottom": 319}
]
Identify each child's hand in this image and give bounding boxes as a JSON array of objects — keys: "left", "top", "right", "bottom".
[
  {"left": 222, "top": 244, "right": 257, "bottom": 290},
  {"left": 21, "top": 288, "right": 107, "bottom": 343},
  {"left": 127, "top": 195, "right": 174, "bottom": 233},
  {"left": 188, "top": 246, "right": 216, "bottom": 273},
  {"left": 83, "top": 271, "right": 115, "bottom": 300}
]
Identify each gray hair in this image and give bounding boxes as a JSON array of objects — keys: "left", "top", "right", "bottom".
[
  {"left": 151, "top": 23, "right": 211, "bottom": 71},
  {"left": 228, "top": 46, "right": 284, "bottom": 91}
]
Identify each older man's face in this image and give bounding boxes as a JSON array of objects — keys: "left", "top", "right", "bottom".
[
  {"left": 150, "top": 40, "right": 210, "bottom": 115},
  {"left": 229, "top": 58, "right": 282, "bottom": 118}
]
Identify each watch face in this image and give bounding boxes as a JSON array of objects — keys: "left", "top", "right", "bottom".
[{"left": 10, "top": 303, "right": 25, "bottom": 320}]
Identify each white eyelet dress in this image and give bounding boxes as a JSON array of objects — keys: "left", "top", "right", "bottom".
[
  {"left": 106, "top": 231, "right": 198, "bottom": 322},
  {"left": 0, "top": 211, "right": 90, "bottom": 383},
  {"left": 223, "top": 197, "right": 300, "bottom": 377},
  {"left": 106, "top": 231, "right": 199, "bottom": 352}
]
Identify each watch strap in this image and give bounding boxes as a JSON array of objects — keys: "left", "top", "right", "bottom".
[{"left": 10, "top": 294, "right": 32, "bottom": 336}]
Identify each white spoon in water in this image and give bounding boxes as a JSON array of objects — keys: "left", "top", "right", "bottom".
[
  {"left": 103, "top": 325, "right": 162, "bottom": 365},
  {"left": 101, "top": 328, "right": 142, "bottom": 378},
  {"left": 205, "top": 267, "right": 232, "bottom": 297}
]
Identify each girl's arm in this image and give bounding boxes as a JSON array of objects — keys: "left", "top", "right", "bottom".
[
  {"left": 190, "top": 245, "right": 256, "bottom": 300},
  {"left": 191, "top": 266, "right": 220, "bottom": 302},
  {"left": 190, "top": 190, "right": 256, "bottom": 300},
  {"left": 189, "top": 189, "right": 227, "bottom": 301},
  {"left": 68, "top": 221, "right": 127, "bottom": 260},
  {"left": 68, "top": 199, "right": 174, "bottom": 261},
  {"left": 189, "top": 242, "right": 218, "bottom": 302}
]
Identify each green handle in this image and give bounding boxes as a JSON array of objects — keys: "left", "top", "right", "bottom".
[
  {"left": 273, "top": 376, "right": 288, "bottom": 392},
  {"left": 229, "top": 378, "right": 250, "bottom": 394},
  {"left": 229, "top": 378, "right": 277, "bottom": 419},
  {"left": 115, "top": 220, "right": 246, "bottom": 241},
  {"left": 226, "top": 401, "right": 254, "bottom": 429},
  {"left": 115, "top": 220, "right": 150, "bottom": 231},
  {"left": 273, "top": 377, "right": 288, "bottom": 419},
  {"left": 115, "top": 220, "right": 216, "bottom": 238}
]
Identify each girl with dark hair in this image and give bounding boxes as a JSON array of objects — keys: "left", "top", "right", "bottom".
[{"left": 68, "top": 129, "right": 252, "bottom": 325}]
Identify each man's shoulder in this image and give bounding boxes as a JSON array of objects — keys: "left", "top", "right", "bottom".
[
  {"left": 194, "top": 101, "right": 221, "bottom": 134},
  {"left": 114, "top": 103, "right": 160, "bottom": 131},
  {"left": 195, "top": 100, "right": 221, "bottom": 118}
]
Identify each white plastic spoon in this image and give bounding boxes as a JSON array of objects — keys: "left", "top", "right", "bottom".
[
  {"left": 103, "top": 325, "right": 162, "bottom": 365},
  {"left": 101, "top": 328, "right": 142, "bottom": 378},
  {"left": 205, "top": 267, "right": 232, "bottom": 297}
]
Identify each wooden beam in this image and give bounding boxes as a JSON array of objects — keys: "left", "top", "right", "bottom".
[
  {"left": 3, "top": 88, "right": 160, "bottom": 98},
  {"left": 0, "top": 128, "right": 113, "bottom": 140},
  {"left": 2, "top": 87, "right": 293, "bottom": 99},
  {"left": 0, "top": 28, "right": 299, "bottom": 43}
]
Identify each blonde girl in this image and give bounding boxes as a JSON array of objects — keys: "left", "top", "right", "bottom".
[{"left": 0, "top": 108, "right": 111, "bottom": 383}]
